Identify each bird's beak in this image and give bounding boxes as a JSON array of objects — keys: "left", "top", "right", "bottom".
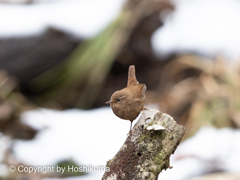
[{"left": 105, "top": 100, "right": 112, "bottom": 104}]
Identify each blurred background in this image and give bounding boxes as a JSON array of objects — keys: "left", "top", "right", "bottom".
[{"left": 0, "top": 0, "right": 240, "bottom": 179}]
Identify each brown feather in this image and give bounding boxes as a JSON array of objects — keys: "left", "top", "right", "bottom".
[
  {"left": 106, "top": 65, "right": 147, "bottom": 133},
  {"left": 127, "top": 65, "right": 138, "bottom": 87}
]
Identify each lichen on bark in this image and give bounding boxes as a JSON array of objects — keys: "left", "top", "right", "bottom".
[{"left": 102, "top": 109, "right": 186, "bottom": 180}]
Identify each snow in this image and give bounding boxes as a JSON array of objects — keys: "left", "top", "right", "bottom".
[
  {"left": 13, "top": 107, "right": 142, "bottom": 179},
  {"left": 152, "top": 0, "right": 240, "bottom": 59},
  {"left": 43, "top": 172, "right": 104, "bottom": 180},
  {"left": 158, "top": 127, "right": 240, "bottom": 180},
  {"left": 0, "top": 133, "right": 11, "bottom": 162},
  {"left": 2, "top": 0, "right": 240, "bottom": 58},
  {"left": 2, "top": 0, "right": 240, "bottom": 178},
  {"left": 12, "top": 108, "right": 240, "bottom": 180},
  {"left": 0, "top": 0, "right": 125, "bottom": 38},
  {"left": 0, "top": 133, "right": 11, "bottom": 177},
  {"left": 14, "top": 108, "right": 132, "bottom": 167}
]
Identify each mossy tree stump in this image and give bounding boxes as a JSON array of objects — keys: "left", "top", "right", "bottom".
[{"left": 102, "top": 109, "right": 186, "bottom": 180}]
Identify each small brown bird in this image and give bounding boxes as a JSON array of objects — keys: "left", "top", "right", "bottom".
[{"left": 106, "top": 65, "right": 147, "bottom": 133}]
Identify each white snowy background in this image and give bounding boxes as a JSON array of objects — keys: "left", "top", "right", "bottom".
[
  {"left": 152, "top": 0, "right": 240, "bottom": 60},
  {"left": 2, "top": 108, "right": 240, "bottom": 180},
  {"left": 1, "top": 0, "right": 240, "bottom": 59},
  {"left": 1, "top": 0, "right": 240, "bottom": 179}
]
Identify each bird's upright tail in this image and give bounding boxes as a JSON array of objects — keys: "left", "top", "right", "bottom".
[{"left": 127, "top": 65, "right": 139, "bottom": 87}]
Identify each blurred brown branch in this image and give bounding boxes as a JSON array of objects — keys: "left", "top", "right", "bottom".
[
  {"left": 29, "top": 0, "right": 173, "bottom": 109},
  {"left": 0, "top": 70, "right": 37, "bottom": 139},
  {"left": 156, "top": 55, "right": 240, "bottom": 139}
]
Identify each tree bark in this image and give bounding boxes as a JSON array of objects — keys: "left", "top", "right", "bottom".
[{"left": 102, "top": 109, "right": 186, "bottom": 180}]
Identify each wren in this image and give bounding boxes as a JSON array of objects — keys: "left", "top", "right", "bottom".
[{"left": 106, "top": 65, "right": 147, "bottom": 133}]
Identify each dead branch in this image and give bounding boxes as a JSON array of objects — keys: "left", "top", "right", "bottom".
[{"left": 102, "top": 109, "right": 185, "bottom": 180}]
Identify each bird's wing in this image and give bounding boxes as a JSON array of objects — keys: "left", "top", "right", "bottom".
[
  {"left": 137, "top": 84, "right": 147, "bottom": 98},
  {"left": 127, "top": 65, "right": 139, "bottom": 87},
  {"left": 139, "top": 84, "right": 147, "bottom": 97}
]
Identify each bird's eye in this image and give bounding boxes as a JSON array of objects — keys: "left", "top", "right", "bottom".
[{"left": 117, "top": 99, "right": 121, "bottom": 102}]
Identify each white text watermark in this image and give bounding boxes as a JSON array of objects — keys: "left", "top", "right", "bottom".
[{"left": 8, "top": 165, "right": 110, "bottom": 174}]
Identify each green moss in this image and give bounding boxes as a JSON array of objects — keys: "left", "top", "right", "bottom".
[{"left": 153, "top": 152, "right": 163, "bottom": 164}]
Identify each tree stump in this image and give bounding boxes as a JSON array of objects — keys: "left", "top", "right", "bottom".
[{"left": 102, "top": 109, "right": 186, "bottom": 180}]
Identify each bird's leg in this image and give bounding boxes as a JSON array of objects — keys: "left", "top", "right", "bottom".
[{"left": 127, "top": 121, "right": 133, "bottom": 135}]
